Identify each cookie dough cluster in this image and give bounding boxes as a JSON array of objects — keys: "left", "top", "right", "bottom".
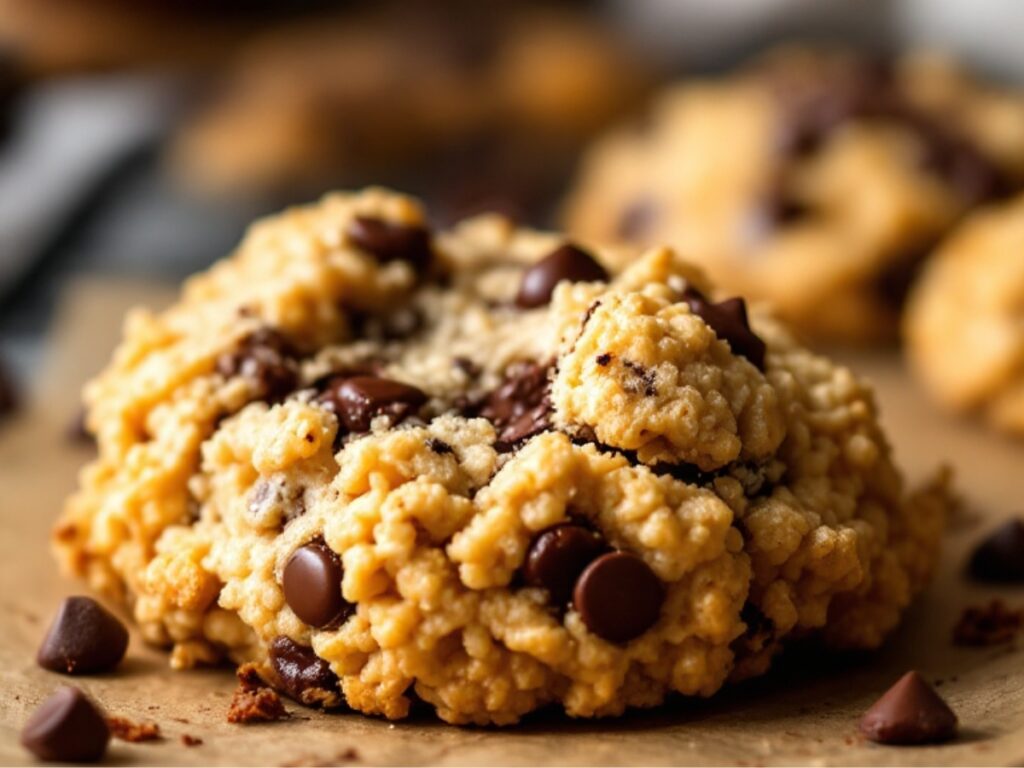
[
  {"left": 55, "top": 189, "right": 948, "bottom": 725},
  {"left": 564, "top": 47, "right": 1024, "bottom": 343}
]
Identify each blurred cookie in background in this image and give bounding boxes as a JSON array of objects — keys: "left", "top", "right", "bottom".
[
  {"left": 0, "top": 0, "right": 338, "bottom": 77},
  {"left": 165, "top": 2, "right": 650, "bottom": 210},
  {"left": 905, "top": 194, "right": 1024, "bottom": 437},
  {"left": 563, "top": 47, "right": 1024, "bottom": 342}
]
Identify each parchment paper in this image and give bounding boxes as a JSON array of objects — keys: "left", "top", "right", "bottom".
[{"left": 1, "top": 279, "right": 1022, "bottom": 767}]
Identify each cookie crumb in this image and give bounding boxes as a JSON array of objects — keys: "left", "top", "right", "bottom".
[
  {"left": 107, "top": 716, "right": 162, "bottom": 742},
  {"left": 181, "top": 734, "right": 203, "bottom": 747},
  {"left": 227, "top": 663, "right": 288, "bottom": 723},
  {"left": 426, "top": 437, "right": 453, "bottom": 455},
  {"left": 953, "top": 599, "right": 1023, "bottom": 646}
]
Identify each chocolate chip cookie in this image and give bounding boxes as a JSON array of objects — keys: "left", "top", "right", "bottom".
[
  {"left": 563, "top": 47, "right": 1024, "bottom": 342},
  {"left": 905, "top": 193, "right": 1024, "bottom": 436},
  {"left": 55, "top": 188, "right": 949, "bottom": 725}
]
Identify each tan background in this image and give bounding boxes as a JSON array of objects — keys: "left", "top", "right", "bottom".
[{"left": 0, "top": 280, "right": 1022, "bottom": 766}]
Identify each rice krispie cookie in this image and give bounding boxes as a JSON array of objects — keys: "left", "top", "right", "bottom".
[
  {"left": 55, "top": 188, "right": 948, "bottom": 725},
  {"left": 563, "top": 47, "right": 1024, "bottom": 342},
  {"left": 905, "top": 194, "right": 1024, "bottom": 436}
]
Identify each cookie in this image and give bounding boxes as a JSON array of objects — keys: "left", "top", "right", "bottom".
[
  {"left": 55, "top": 188, "right": 949, "bottom": 725},
  {"left": 904, "top": 194, "right": 1024, "bottom": 435},
  {"left": 167, "top": 4, "right": 647, "bottom": 199},
  {"left": 563, "top": 47, "right": 1024, "bottom": 342}
]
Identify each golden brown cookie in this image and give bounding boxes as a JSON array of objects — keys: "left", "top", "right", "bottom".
[
  {"left": 56, "top": 188, "right": 948, "bottom": 725},
  {"left": 563, "top": 47, "right": 1024, "bottom": 342}
]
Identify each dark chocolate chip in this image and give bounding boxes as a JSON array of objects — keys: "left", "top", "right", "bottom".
[
  {"left": 282, "top": 542, "right": 353, "bottom": 630},
  {"left": 478, "top": 361, "right": 553, "bottom": 449},
  {"left": 37, "top": 596, "right": 129, "bottom": 675},
  {"left": 516, "top": 244, "right": 608, "bottom": 309},
  {"left": 347, "top": 216, "right": 433, "bottom": 269},
  {"left": 523, "top": 525, "right": 607, "bottom": 606},
  {"left": 20, "top": 686, "right": 110, "bottom": 763},
  {"left": 595, "top": 353, "right": 612, "bottom": 366},
  {"left": 683, "top": 288, "right": 767, "bottom": 371},
  {"left": 318, "top": 376, "right": 427, "bottom": 434},
  {"left": 216, "top": 328, "right": 299, "bottom": 402},
  {"left": 572, "top": 551, "right": 664, "bottom": 644},
  {"left": 859, "top": 671, "right": 958, "bottom": 745},
  {"left": 968, "top": 518, "right": 1024, "bottom": 584},
  {"left": 269, "top": 636, "right": 343, "bottom": 708}
]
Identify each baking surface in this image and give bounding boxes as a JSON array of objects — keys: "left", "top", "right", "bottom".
[{"left": 0, "top": 280, "right": 1022, "bottom": 767}]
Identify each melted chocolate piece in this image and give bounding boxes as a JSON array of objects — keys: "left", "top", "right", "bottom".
[
  {"left": 682, "top": 288, "right": 767, "bottom": 371},
  {"left": 516, "top": 244, "right": 608, "bottom": 308},
  {"left": 269, "top": 636, "right": 343, "bottom": 707}
]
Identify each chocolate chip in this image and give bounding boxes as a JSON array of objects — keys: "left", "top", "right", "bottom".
[
  {"left": 523, "top": 525, "right": 607, "bottom": 606},
  {"left": 318, "top": 376, "right": 426, "bottom": 434},
  {"left": 968, "top": 518, "right": 1024, "bottom": 583},
  {"left": 20, "top": 686, "right": 110, "bottom": 763},
  {"left": 269, "top": 636, "right": 343, "bottom": 708},
  {"left": 595, "top": 353, "right": 612, "bottom": 366},
  {"left": 217, "top": 328, "right": 298, "bottom": 402},
  {"left": 479, "top": 361, "right": 553, "bottom": 449},
  {"left": 515, "top": 244, "right": 608, "bottom": 308},
  {"left": 682, "top": 288, "right": 767, "bottom": 371},
  {"left": 859, "top": 671, "right": 958, "bottom": 745},
  {"left": 282, "top": 542, "right": 353, "bottom": 630},
  {"left": 37, "top": 596, "right": 129, "bottom": 675},
  {"left": 347, "top": 216, "right": 433, "bottom": 269},
  {"left": 572, "top": 551, "right": 664, "bottom": 644},
  {"left": 622, "top": 360, "right": 657, "bottom": 397}
]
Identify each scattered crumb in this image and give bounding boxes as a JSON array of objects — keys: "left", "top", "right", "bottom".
[
  {"left": 338, "top": 747, "right": 360, "bottom": 761},
  {"left": 953, "top": 600, "right": 1024, "bottom": 646},
  {"left": 107, "top": 716, "right": 163, "bottom": 742},
  {"left": 181, "top": 734, "right": 203, "bottom": 747},
  {"left": 227, "top": 663, "right": 287, "bottom": 724}
]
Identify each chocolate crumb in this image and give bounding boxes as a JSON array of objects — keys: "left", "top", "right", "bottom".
[
  {"left": 181, "top": 734, "right": 203, "bottom": 747},
  {"left": 426, "top": 437, "right": 453, "bottom": 455},
  {"left": 227, "top": 664, "right": 288, "bottom": 724},
  {"left": 953, "top": 600, "right": 1023, "bottom": 646},
  {"left": 595, "top": 353, "right": 612, "bottom": 366},
  {"left": 107, "top": 716, "right": 162, "bottom": 743}
]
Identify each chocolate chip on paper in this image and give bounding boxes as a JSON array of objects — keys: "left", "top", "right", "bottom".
[
  {"left": 859, "top": 671, "right": 958, "bottom": 745},
  {"left": 968, "top": 518, "right": 1024, "bottom": 584},
  {"left": 21, "top": 686, "right": 111, "bottom": 763},
  {"left": 37, "top": 596, "right": 129, "bottom": 675}
]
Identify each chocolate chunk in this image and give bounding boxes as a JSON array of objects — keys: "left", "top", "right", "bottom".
[
  {"left": 20, "top": 686, "right": 110, "bottom": 763},
  {"left": 479, "top": 361, "right": 553, "bottom": 449},
  {"left": 859, "top": 671, "right": 958, "bottom": 745},
  {"left": 217, "top": 328, "right": 298, "bottom": 402},
  {"left": 282, "top": 542, "right": 353, "bottom": 629},
  {"left": 682, "top": 288, "right": 767, "bottom": 371},
  {"left": 572, "top": 551, "right": 664, "bottom": 644},
  {"left": 595, "top": 353, "right": 612, "bottom": 366},
  {"left": 523, "top": 524, "right": 607, "bottom": 606},
  {"left": 37, "top": 596, "right": 129, "bottom": 675},
  {"left": 967, "top": 518, "right": 1024, "bottom": 584},
  {"left": 181, "top": 734, "right": 203, "bottom": 747},
  {"left": 952, "top": 600, "right": 1023, "bottom": 647},
  {"left": 347, "top": 216, "right": 433, "bottom": 269},
  {"left": 318, "top": 376, "right": 426, "bottom": 434},
  {"left": 516, "top": 244, "right": 608, "bottom": 308},
  {"left": 269, "top": 636, "right": 343, "bottom": 708}
]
